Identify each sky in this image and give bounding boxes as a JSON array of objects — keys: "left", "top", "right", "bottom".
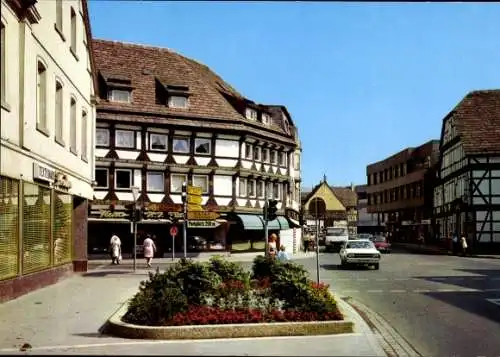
[{"left": 88, "top": 1, "right": 500, "bottom": 190}]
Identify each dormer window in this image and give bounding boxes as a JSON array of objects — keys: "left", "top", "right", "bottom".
[
  {"left": 245, "top": 108, "right": 257, "bottom": 121},
  {"left": 262, "top": 113, "right": 270, "bottom": 125},
  {"left": 156, "top": 80, "right": 191, "bottom": 109},
  {"left": 282, "top": 112, "right": 291, "bottom": 134},
  {"left": 108, "top": 89, "right": 131, "bottom": 103},
  {"left": 168, "top": 95, "right": 188, "bottom": 108}
]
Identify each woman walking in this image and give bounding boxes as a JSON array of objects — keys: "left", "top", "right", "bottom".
[
  {"left": 109, "top": 234, "right": 122, "bottom": 265},
  {"left": 143, "top": 235, "right": 157, "bottom": 268}
]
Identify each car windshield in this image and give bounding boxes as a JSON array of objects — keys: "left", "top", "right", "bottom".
[
  {"left": 346, "top": 241, "right": 373, "bottom": 249},
  {"left": 327, "top": 228, "right": 347, "bottom": 236}
]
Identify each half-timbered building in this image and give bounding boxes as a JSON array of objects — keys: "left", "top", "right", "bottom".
[
  {"left": 433, "top": 90, "right": 500, "bottom": 253},
  {"left": 89, "top": 39, "right": 302, "bottom": 256}
]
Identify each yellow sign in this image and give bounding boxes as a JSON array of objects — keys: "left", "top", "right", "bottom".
[
  {"left": 187, "top": 211, "right": 220, "bottom": 220},
  {"left": 187, "top": 204, "right": 203, "bottom": 212},
  {"left": 188, "top": 195, "right": 203, "bottom": 205},
  {"left": 187, "top": 185, "right": 202, "bottom": 196},
  {"left": 188, "top": 220, "right": 217, "bottom": 228}
]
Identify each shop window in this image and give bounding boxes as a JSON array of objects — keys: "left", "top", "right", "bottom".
[
  {"left": 115, "top": 129, "right": 135, "bottom": 149},
  {"left": 95, "top": 168, "right": 108, "bottom": 188},
  {"left": 193, "top": 175, "right": 209, "bottom": 193},
  {"left": 23, "top": 183, "right": 51, "bottom": 274},
  {"left": 96, "top": 128, "right": 110, "bottom": 147},
  {"left": 239, "top": 178, "right": 247, "bottom": 197},
  {"left": 147, "top": 172, "right": 164, "bottom": 192},
  {"left": 53, "top": 192, "right": 72, "bottom": 265},
  {"left": 149, "top": 133, "right": 167, "bottom": 151},
  {"left": 115, "top": 169, "right": 132, "bottom": 189},
  {"left": 171, "top": 174, "right": 187, "bottom": 193},
  {"left": 173, "top": 137, "right": 190, "bottom": 153},
  {"left": 194, "top": 138, "right": 211, "bottom": 155},
  {"left": 0, "top": 177, "right": 19, "bottom": 280}
]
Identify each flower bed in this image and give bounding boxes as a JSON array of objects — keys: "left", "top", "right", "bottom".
[{"left": 122, "top": 255, "right": 343, "bottom": 327}]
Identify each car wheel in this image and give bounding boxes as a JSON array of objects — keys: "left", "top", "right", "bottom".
[{"left": 373, "top": 263, "right": 380, "bottom": 270}]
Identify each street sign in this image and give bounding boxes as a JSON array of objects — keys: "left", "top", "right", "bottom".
[
  {"left": 170, "top": 226, "right": 178, "bottom": 236},
  {"left": 187, "top": 185, "right": 203, "bottom": 196},
  {"left": 188, "top": 220, "right": 218, "bottom": 228},
  {"left": 187, "top": 211, "right": 220, "bottom": 220},
  {"left": 187, "top": 204, "right": 203, "bottom": 211},
  {"left": 187, "top": 195, "right": 203, "bottom": 205}
]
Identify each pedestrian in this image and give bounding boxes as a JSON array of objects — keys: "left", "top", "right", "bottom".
[
  {"left": 143, "top": 235, "right": 157, "bottom": 268},
  {"left": 268, "top": 233, "right": 277, "bottom": 258},
  {"left": 109, "top": 234, "right": 122, "bottom": 265},
  {"left": 460, "top": 234, "right": 468, "bottom": 257},
  {"left": 277, "top": 245, "right": 290, "bottom": 262}
]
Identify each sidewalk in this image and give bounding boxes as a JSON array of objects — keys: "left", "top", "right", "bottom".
[
  {"left": 392, "top": 243, "right": 500, "bottom": 260},
  {"left": 0, "top": 270, "right": 387, "bottom": 356}
]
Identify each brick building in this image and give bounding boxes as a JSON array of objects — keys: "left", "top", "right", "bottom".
[{"left": 365, "top": 140, "right": 440, "bottom": 242}]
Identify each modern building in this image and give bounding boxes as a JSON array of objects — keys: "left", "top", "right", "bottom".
[
  {"left": 365, "top": 140, "right": 439, "bottom": 243},
  {"left": 433, "top": 90, "right": 500, "bottom": 253},
  {"left": 0, "top": 0, "right": 97, "bottom": 302},
  {"left": 301, "top": 178, "right": 358, "bottom": 237},
  {"left": 355, "top": 184, "right": 380, "bottom": 234},
  {"left": 89, "top": 39, "right": 302, "bottom": 256}
]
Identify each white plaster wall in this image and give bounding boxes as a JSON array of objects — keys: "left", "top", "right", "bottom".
[
  {"left": 149, "top": 153, "right": 167, "bottom": 163},
  {"left": 116, "top": 150, "right": 139, "bottom": 160},
  {"left": 195, "top": 157, "right": 211, "bottom": 166},
  {"left": 213, "top": 175, "right": 232, "bottom": 196},
  {"left": 133, "top": 169, "right": 142, "bottom": 190},
  {"left": 174, "top": 155, "right": 189, "bottom": 164},
  {"left": 216, "top": 158, "right": 237, "bottom": 168},
  {"left": 1, "top": 0, "right": 95, "bottom": 199},
  {"left": 215, "top": 139, "right": 239, "bottom": 158}
]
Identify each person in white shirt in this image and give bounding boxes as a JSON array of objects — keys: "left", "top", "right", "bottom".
[
  {"left": 109, "top": 234, "right": 122, "bottom": 265},
  {"left": 277, "top": 245, "right": 290, "bottom": 262}
]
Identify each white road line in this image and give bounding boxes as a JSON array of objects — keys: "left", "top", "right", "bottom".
[
  {"left": 486, "top": 299, "right": 500, "bottom": 306},
  {"left": 357, "top": 278, "right": 369, "bottom": 281},
  {"left": 342, "top": 290, "right": 360, "bottom": 293},
  {"left": 394, "top": 278, "right": 410, "bottom": 281},
  {"left": 389, "top": 289, "right": 407, "bottom": 293},
  {"left": 413, "top": 289, "right": 431, "bottom": 293},
  {"left": 436, "top": 288, "right": 459, "bottom": 292},
  {"left": 366, "top": 290, "right": 383, "bottom": 293},
  {"left": 375, "top": 278, "right": 388, "bottom": 281}
]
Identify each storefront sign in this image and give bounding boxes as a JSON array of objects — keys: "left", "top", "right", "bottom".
[
  {"left": 187, "top": 220, "right": 217, "bottom": 228},
  {"left": 33, "top": 163, "right": 55, "bottom": 183},
  {"left": 143, "top": 211, "right": 166, "bottom": 220},
  {"left": 54, "top": 172, "right": 71, "bottom": 190},
  {"left": 187, "top": 211, "right": 220, "bottom": 220},
  {"left": 285, "top": 208, "right": 301, "bottom": 222},
  {"left": 99, "top": 210, "right": 128, "bottom": 219}
]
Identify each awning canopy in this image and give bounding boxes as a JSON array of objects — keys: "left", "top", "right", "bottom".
[
  {"left": 235, "top": 214, "right": 264, "bottom": 230},
  {"left": 88, "top": 218, "right": 130, "bottom": 224},
  {"left": 267, "top": 218, "right": 280, "bottom": 230},
  {"left": 277, "top": 216, "right": 290, "bottom": 230},
  {"left": 287, "top": 217, "right": 301, "bottom": 228}
]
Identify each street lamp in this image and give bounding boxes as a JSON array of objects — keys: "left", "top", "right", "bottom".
[
  {"left": 131, "top": 186, "right": 140, "bottom": 272},
  {"left": 181, "top": 182, "right": 187, "bottom": 258}
]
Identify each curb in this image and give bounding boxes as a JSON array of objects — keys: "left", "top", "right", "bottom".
[
  {"left": 104, "top": 301, "right": 354, "bottom": 340},
  {"left": 343, "top": 297, "right": 421, "bottom": 357}
]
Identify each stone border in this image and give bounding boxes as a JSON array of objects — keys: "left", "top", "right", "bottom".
[{"left": 104, "top": 302, "right": 354, "bottom": 340}]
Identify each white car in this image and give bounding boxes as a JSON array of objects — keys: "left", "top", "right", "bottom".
[{"left": 339, "top": 239, "right": 381, "bottom": 270}]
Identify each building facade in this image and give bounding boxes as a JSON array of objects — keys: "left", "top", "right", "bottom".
[
  {"left": 355, "top": 184, "right": 380, "bottom": 234},
  {"left": 301, "top": 179, "right": 358, "bottom": 237},
  {"left": 89, "top": 40, "right": 302, "bottom": 256},
  {"left": 433, "top": 90, "right": 500, "bottom": 253},
  {"left": 0, "top": 0, "right": 96, "bottom": 302},
  {"left": 366, "top": 140, "right": 439, "bottom": 242}
]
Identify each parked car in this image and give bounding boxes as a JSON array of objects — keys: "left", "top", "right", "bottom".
[
  {"left": 373, "top": 236, "right": 391, "bottom": 253},
  {"left": 356, "top": 233, "right": 373, "bottom": 241},
  {"left": 339, "top": 239, "right": 381, "bottom": 270}
]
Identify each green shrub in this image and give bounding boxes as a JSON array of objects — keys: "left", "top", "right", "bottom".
[
  {"left": 251, "top": 255, "right": 309, "bottom": 284},
  {"left": 173, "top": 259, "right": 222, "bottom": 304},
  {"left": 209, "top": 256, "right": 250, "bottom": 287},
  {"left": 251, "top": 255, "right": 276, "bottom": 280}
]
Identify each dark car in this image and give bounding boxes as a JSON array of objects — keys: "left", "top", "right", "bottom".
[
  {"left": 373, "top": 236, "right": 391, "bottom": 253},
  {"left": 188, "top": 236, "right": 207, "bottom": 251}
]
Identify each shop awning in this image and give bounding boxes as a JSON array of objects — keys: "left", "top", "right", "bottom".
[
  {"left": 267, "top": 218, "right": 280, "bottom": 230},
  {"left": 88, "top": 218, "right": 130, "bottom": 223},
  {"left": 235, "top": 214, "right": 264, "bottom": 230},
  {"left": 277, "top": 216, "right": 290, "bottom": 230},
  {"left": 138, "top": 219, "right": 172, "bottom": 224},
  {"left": 287, "top": 217, "right": 301, "bottom": 228}
]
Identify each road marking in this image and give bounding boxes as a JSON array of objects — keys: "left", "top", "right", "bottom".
[
  {"left": 366, "top": 290, "right": 383, "bottom": 293},
  {"left": 486, "top": 299, "right": 500, "bottom": 306},
  {"left": 436, "top": 288, "right": 460, "bottom": 292},
  {"left": 413, "top": 289, "right": 431, "bottom": 293},
  {"left": 375, "top": 278, "right": 388, "bottom": 281},
  {"left": 394, "top": 278, "right": 410, "bottom": 281},
  {"left": 389, "top": 289, "right": 407, "bottom": 293},
  {"left": 342, "top": 290, "right": 360, "bottom": 293}
]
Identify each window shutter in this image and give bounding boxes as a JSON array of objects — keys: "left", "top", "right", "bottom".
[
  {"left": 22, "top": 183, "right": 51, "bottom": 274},
  {"left": 0, "top": 178, "right": 20, "bottom": 280},
  {"left": 53, "top": 192, "right": 72, "bottom": 265}
]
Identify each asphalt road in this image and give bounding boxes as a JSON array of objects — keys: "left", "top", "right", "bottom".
[{"left": 88, "top": 251, "right": 500, "bottom": 357}]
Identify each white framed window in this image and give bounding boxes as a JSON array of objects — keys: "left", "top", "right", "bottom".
[
  {"left": 1, "top": 23, "right": 5, "bottom": 103},
  {"left": 274, "top": 183, "right": 280, "bottom": 200},
  {"left": 245, "top": 143, "right": 252, "bottom": 159},
  {"left": 55, "top": 0, "right": 63, "bottom": 31},
  {"left": 267, "top": 182, "right": 273, "bottom": 199},
  {"left": 70, "top": 7, "right": 77, "bottom": 53},
  {"left": 271, "top": 150, "right": 278, "bottom": 165},
  {"left": 55, "top": 81, "right": 63, "bottom": 142},
  {"left": 280, "top": 152, "right": 287, "bottom": 166},
  {"left": 257, "top": 181, "right": 265, "bottom": 198},
  {"left": 262, "top": 113, "right": 270, "bottom": 125},
  {"left": 171, "top": 174, "right": 187, "bottom": 193},
  {"left": 115, "top": 169, "right": 132, "bottom": 189},
  {"left": 245, "top": 108, "right": 257, "bottom": 120},
  {"left": 254, "top": 147, "right": 261, "bottom": 161},
  {"left": 81, "top": 110, "right": 87, "bottom": 160},
  {"left": 263, "top": 148, "right": 270, "bottom": 163},
  {"left": 36, "top": 60, "right": 47, "bottom": 129},
  {"left": 239, "top": 178, "right": 247, "bottom": 197},
  {"left": 70, "top": 97, "right": 77, "bottom": 152},
  {"left": 108, "top": 89, "right": 131, "bottom": 103},
  {"left": 173, "top": 137, "right": 190, "bottom": 153},
  {"left": 193, "top": 175, "right": 209, "bottom": 193},
  {"left": 115, "top": 129, "right": 135, "bottom": 148},
  {"left": 294, "top": 152, "right": 300, "bottom": 170},
  {"left": 247, "top": 179, "right": 256, "bottom": 197},
  {"left": 150, "top": 133, "right": 167, "bottom": 151},
  {"left": 168, "top": 96, "right": 188, "bottom": 108},
  {"left": 195, "top": 138, "right": 211, "bottom": 155},
  {"left": 96, "top": 128, "right": 110, "bottom": 146},
  {"left": 147, "top": 171, "right": 164, "bottom": 192},
  {"left": 95, "top": 168, "right": 108, "bottom": 188}
]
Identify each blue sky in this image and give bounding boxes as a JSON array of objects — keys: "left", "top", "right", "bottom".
[{"left": 88, "top": 1, "right": 500, "bottom": 190}]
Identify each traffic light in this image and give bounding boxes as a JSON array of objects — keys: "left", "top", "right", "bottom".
[
  {"left": 181, "top": 181, "right": 187, "bottom": 203},
  {"left": 267, "top": 199, "right": 278, "bottom": 221}
]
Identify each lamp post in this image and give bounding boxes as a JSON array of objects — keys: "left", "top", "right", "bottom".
[
  {"left": 181, "top": 182, "right": 187, "bottom": 259},
  {"left": 131, "top": 186, "right": 140, "bottom": 272},
  {"left": 315, "top": 198, "right": 320, "bottom": 284}
]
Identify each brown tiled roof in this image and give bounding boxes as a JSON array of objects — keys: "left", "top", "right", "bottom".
[
  {"left": 330, "top": 187, "right": 358, "bottom": 208},
  {"left": 92, "top": 39, "right": 294, "bottom": 139},
  {"left": 449, "top": 90, "right": 500, "bottom": 155}
]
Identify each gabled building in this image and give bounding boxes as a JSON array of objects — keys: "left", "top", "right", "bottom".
[
  {"left": 0, "top": 0, "right": 97, "bottom": 302},
  {"left": 90, "top": 40, "right": 302, "bottom": 256},
  {"left": 301, "top": 178, "right": 358, "bottom": 237},
  {"left": 433, "top": 90, "right": 500, "bottom": 253}
]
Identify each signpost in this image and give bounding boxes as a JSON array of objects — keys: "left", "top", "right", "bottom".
[
  {"left": 187, "top": 185, "right": 203, "bottom": 212},
  {"left": 170, "top": 226, "right": 178, "bottom": 261},
  {"left": 187, "top": 211, "right": 220, "bottom": 220}
]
